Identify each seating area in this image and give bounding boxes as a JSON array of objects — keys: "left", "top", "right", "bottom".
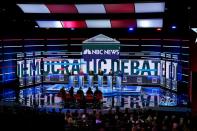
[
  {"left": 58, "top": 87, "right": 103, "bottom": 109},
  {"left": 0, "top": 104, "right": 196, "bottom": 131}
]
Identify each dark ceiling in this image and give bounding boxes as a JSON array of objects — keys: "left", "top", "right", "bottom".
[{"left": 0, "top": 0, "right": 196, "bottom": 39}]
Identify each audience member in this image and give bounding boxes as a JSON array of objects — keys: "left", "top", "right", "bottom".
[
  {"left": 86, "top": 87, "right": 93, "bottom": 96},
  {"left": 0, "top": 105, "right": 196, "bottom": 131}
]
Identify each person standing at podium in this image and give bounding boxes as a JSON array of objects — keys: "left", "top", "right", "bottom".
[
  {"left": 108, "top": 69, "right": 114, "bottom": 90},
  {"left": 116, "top": 69, "right": 123, "bottom": 77},
  {"left": 89, "top": 70, "right": 94, "bottom": 75},
  {"left": 97, "top": 68, "right": 104, "bottom": 87},
  {"left": 78, "top": 68, "right": 84, "bottom": 87},
  {"left": 79, "top": 68, "right": 84, "bottom": 75},
  {"left": 69, "top": 86, "right": 74, "bottom": 98},
  {"left": 98, "top": 68, "right": 103, "bottom": 75},
  {"left": 108, "top": 69, "right": 114, "bottom": 76}
]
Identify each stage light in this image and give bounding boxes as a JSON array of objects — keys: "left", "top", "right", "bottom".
[
  {"left": 137, "top": 19, "right": 163, "bottom": 28},
  {"left": 171, "top": 25, "right": 176, "bottom": 29},
  {"left": 128, "top": 27, "right": 134, "bottom": 31},
  {"left": 156, "top": 28, "right": 162, "bottom": 31}
]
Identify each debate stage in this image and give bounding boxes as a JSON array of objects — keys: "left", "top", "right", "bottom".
[
  {"left": 8, "top": 34, "right": 190, "bottom": 111},
  {"left": 18, "top": 84, "right": 179, "bottom": 109}
]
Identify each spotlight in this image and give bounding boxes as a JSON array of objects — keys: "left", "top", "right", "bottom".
[
  {"left": 128, "top": 27, "right": 134, "bottom": 31},
  {"left": 171, "top": 25, "right": 176, "bottom": 29},
  {"left": 156, "top": 28, "right": 162, "bottom": 31}
]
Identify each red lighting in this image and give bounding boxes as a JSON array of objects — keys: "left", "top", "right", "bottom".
[
  {"left": 46, "top": 4, "right": 78, "bottom": 13},
  {"left": 156, "top": 28, "right": 162, "bottom": 31},
  {"left": 61, "top": 21, "right": 86, "bottom": 28},
  {"left": 105, "top": 4, "right": 135, "bottom": 13},
  {"left": 111, "top": 19, "right": 136, "bottom": 28}
]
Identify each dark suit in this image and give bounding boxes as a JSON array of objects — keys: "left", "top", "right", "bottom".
[{"left": 98, "top": 71, "right": 103, "bottom": 75}]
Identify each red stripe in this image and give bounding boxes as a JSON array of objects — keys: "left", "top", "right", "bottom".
[
  {"left": 61, "top": 21, "right": 87, "bottom": 28},
  {"left": 46, "top": 4, "right": 78, "bottom": 13},
  {"left": 111, "top": 19, "right": 136, "bottom": 28},
  {"left": 105, "top": 4, "right": 135, "bottom": 13}
]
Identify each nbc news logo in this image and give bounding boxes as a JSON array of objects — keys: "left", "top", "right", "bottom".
[
  {"left": 83, "top": 49, "right": 92, "bottom": 55},
  {"left": 83, "top": 49, "right": 119, "bottom": 55}
]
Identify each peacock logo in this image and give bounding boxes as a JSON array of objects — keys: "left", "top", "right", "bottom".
[{"left": 83, "top": 49, "right": 92, "bottom": 55}]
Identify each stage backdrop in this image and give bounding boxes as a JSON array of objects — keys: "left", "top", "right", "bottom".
[{"left": 17, "top": 58, "right": 178, "bottom": 91}]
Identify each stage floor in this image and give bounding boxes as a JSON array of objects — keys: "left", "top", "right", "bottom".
[{"left": 18, "top": 84, "right": 179, "bottom": 109}]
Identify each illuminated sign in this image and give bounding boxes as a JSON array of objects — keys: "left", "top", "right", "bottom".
[
  {"left": 17, "top": 59, "right": 178, "bottom": 77},
  {"left": 82, "top": 34, "right": 120, "bottom": 60}
]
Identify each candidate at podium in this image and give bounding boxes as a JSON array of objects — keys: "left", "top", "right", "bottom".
[
  {"left": 89, "top": 70, "right": 94, "bottom": 75},
  {"left": 97, "top": 68, "right": 103, "bottom": 87},
  {"left": 116, "top": 70, "right": 123, "bottom": 77},
  {"left": 69, "top": 70, "right": 74, "bottom": 75},
  {"left": 115, "top": 70, "right": 122, "bottom": 88},
  {"left": 98, "top": 68, "right": 103, "bottom": 75},
  {"left": 107, "top": 69, "right": 113, "bottom": 88},
  {"left": 79, "top": 68, "right": 85, "bottom": 75},
  {"left": 78, "top": 68, "right": 84, "bottom": 87},
  {"left": 88, "top": 70, "right": 94, "bottom": 87},
  {"left": 108, "top": 69, "right": 114, "bottom": 76}
]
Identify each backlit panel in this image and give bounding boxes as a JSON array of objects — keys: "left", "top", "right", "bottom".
[
  {"left": 86, "top": 20, "right": 111, "bottom": 28},
  {"left": 75, "top": 4, "right": 106, "bottom": 14},
  {"left": 46, "top": 4, "right": 78, "bottom": 13},
  {"left": 17, "top": 4, "right": 50, "bottom": 13},
  {"left": 36, "top": 21, "right": 63, "bottom": 28},
  {"left": 111, "top": 19, "right": 136, "bottom": 28},
  {"left": 105, "top": 4, "right": 135, "bottom": 13},
  {"left": 135, "top": 2, "right": 165, "bottom": 13},
  {"left": 61, "top": 21, "right": 86, "bottom": 28},
  {"left": 137, "top": 19, "right": 163, "bottom": 28}
]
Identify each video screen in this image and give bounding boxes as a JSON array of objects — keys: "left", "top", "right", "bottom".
[
  {"left": 17, "top": 59, "right": 41, "bottom": 86},
  {"left": 159, "top": 89, "right": 177, "bottom": 106},
  {"left": 160, "top": 53, "right": 178, "bottom": 91}
]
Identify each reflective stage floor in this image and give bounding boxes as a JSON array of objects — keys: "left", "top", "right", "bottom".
[{"left": 17, "top": 84, "right": 180, "bottom": 109}]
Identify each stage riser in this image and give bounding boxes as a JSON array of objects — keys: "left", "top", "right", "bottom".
[{"left": 19, "top": 94, "right": 159, "bottom": 109}]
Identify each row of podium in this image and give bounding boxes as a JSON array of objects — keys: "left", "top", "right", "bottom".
[{"left": 69, "top": 75, "right": 121, "bottom": 88}]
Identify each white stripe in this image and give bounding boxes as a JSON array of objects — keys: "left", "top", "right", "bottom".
[
  {"left": 17, "top": 4, "right": 50, "bottom": 13},
  {"left": 75, "top": 4, "right": 106, "bottom": 14}
]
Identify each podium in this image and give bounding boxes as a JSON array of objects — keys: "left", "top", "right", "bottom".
[
  {"left": 78, "top": 75, "right": 84, "bottom": 87},
  {"left": 88, "top": 75, "right": 94, "bottom": 87},
  {"left": 107, "top": 76, "right": 112, "bottom": 88},
  {"left": 116, "top": 76, "right": 122, "bottom": 88},
  {"left": 69, "top": 75, "right": 75, "bottom": 87},
  {"left": 98, "top": 75, "right": 103, "bottom": 87}
]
